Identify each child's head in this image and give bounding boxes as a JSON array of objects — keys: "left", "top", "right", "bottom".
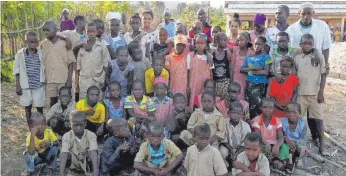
[
  {"left": 42, "top": 20, "right": 57, "bottom": 40},
  {"left": 300, "top": 34, "right": 314, "bottom": 53},
  {"left": 25, "top": 31, "right": 39, "bottom": 50},
  {"left": 130, "top": 13, "right": 142, "bottom": 32},
  {"left": 92, "top": 19, "right": 105, "bottom": 38},
  {"left": 244, "top": 132, "right": 263, "bottom": 161},
  {"left": 212, "top": 26, "right": 222, "bottom": 38},
  {"left": 276, "top": 31, "right": 290, "bottom": 50},
  {"left": 193, "top": 33, "right": 208, "bottom": 53},
  {"left": 193, "top": 123, "right": 211, "bottom": 150},
  {"left": 229, "top": 13, "right": 241, "bottom": 34},
  {"left": 110, "top": 18, "right": 121, "bottom": 34},
  {"left": 260, "top": 97, "right": 275, "bottom": 117},
  {"left": 152, "top": 55, "right": 165, "bottom": 75},
  {"left": 214, "top": 32, "right": 228, "bottom": 49},
  {"left": 174, "top": 34, "right": 188, "bottom": 55},
  {"left": 108, "top": 81, "right": 121, "bottom": 99},
  {"left": 197, "top": 8, "right": 207, "bottom": 24},
  {"left": 228, "top": 102, "right": 244, "bottom": 125},
  {"left": 280, "top": 56, "right": 293, "bottom": 75},
  {"left": 201, "top": 91, "right": 216, "bottom": 113},
  {"left": 132, "top": 80, "right": 145, "bottom": 100},
  {"left": 62, "top": 8, "right": 70, "bottom": 19},
  {"left": 192, "top": 22, "right": 203, "bottom": 34},
  {"left": 142, "top": 10, "right": 154, "bottom": 28},
  {"left": 148, "top": 121, "right": 164, "bottom": 148},
  {"left": 74, "top": 15, "right": 87, "bottom": 31},
  {"left": 58, "top": 86, "right": 72, "bottom": 107},
  {"left": 116, "top": 46, "right": 129, "bottom": 65},
  {"left": 254, "top": 36, "right": 267, "bottom": 54},
  {"left": 29, "top": 113, "right": 46, "bottom": 135},
  {"left": 164, "top": 11, "right": 172, "bottom": 24},
  {"left": 158, "top": 28, "right": 168, "bottom": 44},
  {"left": 173, "top": 93, "right": 187, "bottom": 112},
  {"left": 86, "top": 22, "right": 97, "bottom": 40},
  {"left": 237, "top": 32, "right": 252, "bottom": 49},
  {"left": 176, "top": 23, "right": 187, "bottom": 35},
  {"left": 204, "top": 79, "right": 216, "bottom": 92},
  {"left": 87, "top": 86, "right": 100, "bottom": 106},
  {"left": 128, "top": 42, "right": 142, "bottom": 61},
  {"left": 253, "top": 13, "right": 266, "bottom": 33},
  {"left": 154, "top": 77, "right": 168, "bottom": 97},
  {"left": 69, "top": 111, "right": 86, "bottom": 136},
  {"left": 286, "top": 102, "right": 301, "bottom": 123},
  {"left": 275, "top": 5, "right": 290, "bottom": 24},
  {"left": 107, "top": 118, "right": 130, "bottom": 138},
  {"left": 228, "top": 82, "right": 241, "bottom": 101}
]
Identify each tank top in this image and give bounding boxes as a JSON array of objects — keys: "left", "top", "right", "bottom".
[{"left": 212, "top": 50, "right": 230, "bottom": 80}]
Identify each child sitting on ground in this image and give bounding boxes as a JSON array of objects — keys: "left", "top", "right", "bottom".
[
  {"left": 103, "top": 81, "right": 126, "bottom": 120},
  {"left": 220, "top": 102, "right": 251, "bottom": 169},
  {"left": 152, "top": 77, "right": 173, "bottom": 124},
  {"left": 46, "top": 86, "right": 76, "bottom": 137},
  {"left": 100, "top": 118, "right": 138, "bottom": 176},
  {"left": 128, "top": 42, "right": 151, "bottom": 82},
  {"left": 227, "top": 82, "right": 250, "bottom": 122},
  {"left": 251, "top": 97, "right": 289, "bottom": 170},
  {"left": 76, "top": 86, "right": 106, "bottom": 142},
  {"left": 145, "top": 55, "right": 170, "bottom": 96},
  {"left": 281, "top": 102, "right": 307, "bottom": 173},
  {"left": 133, "top": 121, "right": 184, "bottom": 176},
  {"left": 180, "top": 91, "right": 226, "bottom": 149},
  {"left": 23, "top": 113, "right": 58, "bottom": 176},
  {"left": 184, "top": 123, "right": 228, "bottom": 176},
  {"left": 59, "top": 111, "right": 99, "bottom": 176},
  {"left": 232, "top": 132, "right": 270, "bottom": 176}
]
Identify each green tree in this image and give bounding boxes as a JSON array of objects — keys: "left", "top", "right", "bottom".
[{"left": 210, "top": 7, "right": 227, "bottom": 31}]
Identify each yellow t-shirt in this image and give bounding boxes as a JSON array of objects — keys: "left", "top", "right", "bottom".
[
  {"left": 145, "top": 68, "right": 170, "bottom": 94},
  {"left": 75, "top": 98, "right": 106, "bottom": 123},
  {"left": 25, "top": 128, "right": 57, "bottom": 153}
]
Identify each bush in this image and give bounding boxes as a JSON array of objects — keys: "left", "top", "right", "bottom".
[{"left": 1, "top": 59, "right": 15, "bottom": 83}]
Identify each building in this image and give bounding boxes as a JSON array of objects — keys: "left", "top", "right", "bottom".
[{"left": 224, "top": 0, "right": 346, "bottom": 36}]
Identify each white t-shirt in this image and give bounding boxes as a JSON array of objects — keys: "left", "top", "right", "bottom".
[
  {"left": 265, "top": 26, "right": 289, "bottom": 55},
  {"left": 287, "top": 19, "right": 332, "bottom": 53},
  {"left": 123, "top": 32, "right": 149, "bottom": 57}
]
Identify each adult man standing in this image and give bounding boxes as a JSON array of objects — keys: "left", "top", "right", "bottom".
[
  {"left": 157, "top": 11, "right": 176, "bottom": 38},
  {"left": 189, "top": 8, "right": 212, "bottom": 41}
]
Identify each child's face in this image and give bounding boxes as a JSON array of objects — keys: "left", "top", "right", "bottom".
[
  {"left": 113, "top": 120, "right": 130, "bottom": 138},
  {"left": 244, "top": 140, "right": 262, "bottom": 161},
  {"left": 280, "top": 60, "right": 292, "bottom": 75},
  {"left": 212, "top": 28, "right": 221, "bottom": 38},
  {"left": 229, "top": 85, "right": 240, "bottom": 101},
  {"left": 153, "top": 59, "right": 165, "bottom": 75},
  {"left": 96, "top": 23, "right": 105, "bottom": 38},
  {"left": 276, "top": 35, "right": 289, "bottom": 50},
  {"left": 229, "top": 106, "right": 243, "bottom": 124},
  {"left": 173, "top": 97, "right": 186, "bottom": 112},
  {"left": 154, "top": 83, "right": 167, "bottom": 97},
  {"left": 176, "top": 25, "right": 187, "bottom": 35},
  {"left": 77, "top": 19, "right": 87, "bottom": 31},
  {"left": 26, "top": 36, "right": 39, "bottom": 50},
  {"left": 71, "top": 118, "right": 86, "bottom": 136},
  {"left": 230, "top": 21, "right": 240, "bottom": 34},
  {"left": 130, "top": 18, "right": 141, "bottom": 32},
  {"left": 110, "top": 19, "right": 121, "bottom": 34},
  {"left": 195, "top": 36, "right": 207, "bottom": 53},
  {"left": 254, "top": 38, "right": 265, "bottom": 53},
  {"left": 31, "top": 118, "right": 46, "bottom": 136},
  {"left": 43, "top": 23, "right": 57, "bottom": 40},
  {"left": 148, "top": 131, "right": 164, "bottom": 148},
  {"left": 300, "top": 38, "right": 314, "bottom": 53},
  {"left": 131, "top": 48, "right": 143, "bottom": 61},
  {"left": 59, "top": 89, "right": 71, "bottom": 107},
  {"left": 87, "top": 89, "right": 100, "bottom": 106},
  {"left": 132, "top": 82, "right": 145, "bottom": 100},
  {"left": 87, "top": 26, "right": 97, "bottom": 40},
  {"left": 237, "top": 34, "right": 247, "bottom": 48},
  {"left": 194, "top": 132, "right": 210, "bottom": 151},
  {"left": 254, "top": 24, "right": 264, "bottom": 33},
  {"left": 204, "top": 81, "right": 215, "bottom": 92},
  {"left": 197, "top": 10, "right": 207, "bottom": 24},
  {"left": 201, "top": 94, "right": 215, "bottom": 113},
  {"left": 109, "top": 84, "right": 121, "bottom": 99},
  {"left": 175, "top": 43, "right": 186, "bottom": 55},
  {"left": 142, "top": 13, "right": 153, "bottom": 28},
  {"left": 117, "top": 49, "right": 129, "bottom": 65},
  {"left": 217, "top": 34, "right": 228, "bottom": 49},
  {"left": 193, "top": 23, "right": 203, "bottom": 34},
  {"left": 261, "top": 101, "right": 274, "bottom": 117},
  {"left": 159, "top": 30, "right": 168, "bottom": 43},
  {"left": 286, "top": 104, "right": 299, "bottom": 123}
]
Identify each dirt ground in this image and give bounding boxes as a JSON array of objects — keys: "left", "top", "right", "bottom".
[{"left": 1, "top": 76, "right": 346, "bottom": 176}]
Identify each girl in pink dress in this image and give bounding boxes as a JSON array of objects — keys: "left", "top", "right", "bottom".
[
  {"left": 188, "top": 33, "right": 213, "bottom": 107},
  {"left": 228, "top": 13, "right": 241, "bottom": 49},
  {"left": 231, "top": 32, "right": 253, "bottom": 100},
  {"left": 153, "top": 77, "right": 173, "bottom": 124}
]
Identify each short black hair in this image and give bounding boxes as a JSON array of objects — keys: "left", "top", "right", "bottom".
[
  {"left": 42, "top": 20, "right": 57, "bottom": 28},
  {"left": 261, "top": 97, "right": 275, "bottom": 106},
  {"left": 30, "top": 113, "right": 46, "bottom": 125},
  {"left": 214, "top": 32, "right": 227, "bottom": 44},
  {"left": 228, "top": 81, "right": 241, "bottom": 91},
  {"left": 132, "top": 79, "right": 145, "bottom": 89},
  {"left": 256, "top": 36, "right": 267, "bottom": 43},
  {"left": 229, "top": 101, "right": 244, "bottom": 112},
  {"left": 93, "top": 19, "right": 104, "bottom": 27},
  {"left": 130, "top": 13, "right": 142, "bottom": 23},
  {"left": 276, "top": 31, "right": 290, "bottom": 40},
  {"left": 142, "top": 9, "right": 154, "bottom": 19},
  {"left": 59, "top": 86, "right": 71, "bottom": 96},
  {"left": 152, "top": 54, "right": 165, "bottom": 65},
  {"left": 278, "top": 5, "right": 290, "bottom": 16},
  {"left": 87, "top": 85, "right": 100, "bottom": 95},
  {"left": 286, "top": 101, "right": 302, "bottom": 114},
  {"left": 69, "top": 110, "right": 86, "bottom": 122},
  {"left": 74, "top": 15, "right": 86, "bottom": 25},
  {"left": 25, "top": 31, "right": 38, "bottom": 40},
  {"left": 87, "top": 21, "right": 97, "bottom": 27},
  {"left": 229, "top": 13, "right": 241, "bottom": 26},
  {"left": 108, "top": 81, "right": 121, "bottom": 89},
  {"left": 106, "top": 118, "right": 127, "bottom": 132},
  {"left": 115, "top": 46, "right": 128, "bottom": 56},
  {"left": 202, "top": 91, "right": 216, "bottom": 101},
  {"left": 244, "top": 132, "right": 263, "bottom": 145},
  {"left": 173, "top": 93, "right": 186, "bottom": 102},
  {"left": 300, "top": 34, "right": 314, "bottom": 43},
  {"left": 128, "top": 42, "right": 141, "bottom": 56},
  {"left": 148, "top": 121, "right": 164, "bottom": 134},
  {"left": 280, "top": 56, "right": 294, "bottom": 67},
  {"left": 193, "top": 123, "right": 211, "bottom": 136},
  {"left": 204, "top": 79, "right": 215, "bottom": 88}
]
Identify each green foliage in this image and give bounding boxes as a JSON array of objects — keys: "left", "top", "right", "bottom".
[
  {"left": 210, "top": 7, "right": 227, "bottom": 31},
  {"left": 1, "top": 59, "right": 15, "bottom": 83}
]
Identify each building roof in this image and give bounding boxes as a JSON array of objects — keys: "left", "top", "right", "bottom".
[{"left": 224, "top": 0, "right": 346, "bottom": 15}]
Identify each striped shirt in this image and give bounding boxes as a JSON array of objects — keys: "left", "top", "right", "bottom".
[{"left": 25, "top": 49, "right": 42, "bottom": 89}]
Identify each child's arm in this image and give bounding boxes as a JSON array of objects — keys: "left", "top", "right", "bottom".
[
  {"left": 104, "top": 102, "right": 110, "bottom": 123},
  {"left": 292, "top": 86, "right": 298, "bottom": 102},
  {"left": 133, "top": 144, "right": 161, "bottom": 175},
  {"left": 251, "top": 63, "right": 270, "bottom": 76},
  {"left": 66, "top": 63, "right": 74, "bottom": 88},
  {"left": 318, "top": 73, "right": 326, "bottom": 103},
  {"left": 212, "top": 117, "right": 226, "bottom": 143},
  {"left": 59, "top": 152, "right": 68, "bottom": 176},
  {"left": 126, "top": 109, "right": 154, "bottom": 120},
  {"left": 161, "top": 153, "right": 184, "bottom": 175},
  {"left": 127, "top": 70, "right": 134, "bottom": 93},
  {"left": 187, "top": 112, "right": 198, "bottom": 134},
  {"left": 272, "top": 128, "right": 284, "bottom": 156},
  {"left": 27, "top": 128, "right": 38, "bottom": 155},
  {"left": 89, "top": 150, "right": 99, "bottom": 176}
]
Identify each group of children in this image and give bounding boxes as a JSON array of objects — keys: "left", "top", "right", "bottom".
[{"left": 15, "top": 7, "right": 327, "bottom": 176}]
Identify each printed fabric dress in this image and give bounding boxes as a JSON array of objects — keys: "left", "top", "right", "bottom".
[
  {"left": 103, "top": 98, "right": 125, "bottom": 119},
  {"left": 109, "top": 60, "right": 134, "bottom": 98},
  {"left": 212, "top": 50, "right": 231, "bottom": 100},
  {"left": 153, "top": 96, "right": 173, "bottom": 124},
  {"left": 165, "top": 53, "right": 188, "bottom": 97}
]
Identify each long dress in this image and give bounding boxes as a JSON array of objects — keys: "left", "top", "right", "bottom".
[{"left": 165, "top": 53, "right": 188, "bottom": 97}]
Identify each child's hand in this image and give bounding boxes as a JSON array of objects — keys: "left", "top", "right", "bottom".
[
  {"left": 118, "top": 142, "right": 130, "bottom": 152},
  {"left": 185, "top": 106, "right": 193, "bottom": 114},
  {"left": 251, "top": 66, "right": 263, "bottom": 71},
  {"left": 286, "top": 138, "right": 296, "bottom": 151},
  {"left": 233, "top": 161, "right": 245, "bottom": 169},
  {"left": 86, "top": 109, "right": 95, "bottom": 116},
  {"left": 311, "top": 49, "right": 320, "bottom": 67},
  {"left": 39, "top": 141, "right": 49, "bottom": 149},
  {"left": 16, "top": 84, "right": 22, "bottom": 96},
  {"left": 152, "top": 168, "right": 161, "bottom": 176},
  {"left": 159, "top": 168, "right": 170, "bottom": 175},
  {"left": 274, "top": 73, "right": 284, "bottom": 84},
  {"left": 318, "top": 91, "right": 324, "bottom": 103},
  {"left": 96, "top": 125, "right": 104, "bottom": 136}
]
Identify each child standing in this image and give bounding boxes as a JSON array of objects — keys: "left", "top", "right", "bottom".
[
  {"left": 241, "top": 36, "right": 272, "bottom": 119},
  {"left": 133, "top": 121, "right": 184, "bottom": 176},
  {"left": 14, "top": 31, "right": 45, "bottom": 126},
  {"left": 228, "top": 13, "right": 241, "bottom": 49},
  {"left": 212, "top": 32, "right": 232, "bottom": 100},
  {"left": 76, "top": 86, "right": 106, "bottom": 141},
  {"left": 46, "top": 86, "right": 76, "bottom": 136},
  {"left": 231, "top": 32, "right": 253, "bottom": 100},
  {"left": 107, "top": 46, "right": 134, "bottom": 97},
  {"left": 293, "top": 34, "right": 327, "bottom": 156},
  {"left": 251, "top": 97, "right": 289, "bottom": 170},
  {"left": 77, "top": 22, "right": 111, "bottom": 99},
  {"left": 128, "top": 42, "right": 151, "bottom": 83},
  {"left": 184, "top": 123, "right": 228, "bottom": 176},
  {"left": 101, "top": 118, "right": 137, "bottom": 175},
  {"left": 145, "top": 56, "right": 169, "bottom": 96},
  {"left": 59, "top": 111, "right": 99, "bottom": 176},
  {"left": 232, "top": 132, "right": 270, "bottom": 176},
  {"left": 282, "top": 102, "right": 307, "bottom": 173},
  {"left": 103, "top": 81, "right": 126, "bottom": 120},
  {"left": 153, "top": 77, "right": 173, "bottom": 124},
  {"left": 152, "top": 28, "right": 171, "bottom": 58},
  {"left": 210, "top": 26, "right": 222, "bottom": 50},
  {"left": 180, "top": 91, "right": 226, "bottom": 148},
  {"left": 188, "top": 33, "right": 213, "bottom": 107},
  {"left": 268, "top": 57, "right": 299, "bottom": 118},
  {"left": 24, "top": 114, "right": 58, "bottom": 175}
]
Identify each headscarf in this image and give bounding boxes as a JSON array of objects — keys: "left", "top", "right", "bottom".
[
  {"left": 106, "top": 12, "right": 122, "bottom": 21},
  {"left": 174, "top": 34, "right": 188, "bottom": 45},
  {"left": 253, "top": 13, "right": 267, "bottom": 25},
  {"left": 154, "top": 77, "right": 168, "bottom": 86}
]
